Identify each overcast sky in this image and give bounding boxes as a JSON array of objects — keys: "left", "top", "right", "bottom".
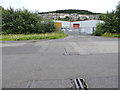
[{"left": 0, "top": 0, "right": 120, "bottom": 13}]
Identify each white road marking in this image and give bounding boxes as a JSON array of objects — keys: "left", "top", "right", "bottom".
[{"left": 1, "top": 43, "right": 26, "bottom": 47}]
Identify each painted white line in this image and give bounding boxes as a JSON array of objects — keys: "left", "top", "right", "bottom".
[{"left": 1, "top": 43, "right": 26, "bottom": 47}]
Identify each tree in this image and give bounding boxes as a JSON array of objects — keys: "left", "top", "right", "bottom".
[
  {"left": 116, "top": 4, "right": 120, "bottom": 33},
  {"left": 103, "top": 11, "right": 117, "bottom": 33},
  {"left": 98, "top": 14, "right": 106, "bottom": 20},
  {"left": 35, "top": 18, "right": 57, "bottom": 33},
  {"left": 94, "top": 4, "right": 119, "bottom": 35},
  {"left": 58, "top": 17, "right": 61, "bottom": 20},
  {"left": 93, "top": 23, "right": 106, "bottom": 36},
  {"left": 64, "top": 16, "right": 70, "bottom": 21},
  {"left": 43, "top": 18, "right": 57, "bottom": 33},
  {"left": 2, "top": 7, "right": 41, "bottom": 34},
  {"left": 2, "top": 7, "right": 57, "bottom": 34},
  {"left": 0, "top": 6, "right": 3, "bottom": 33}
]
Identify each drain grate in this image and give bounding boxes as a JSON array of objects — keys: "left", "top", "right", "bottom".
[{"left": 74, "top": 78, "right": 88, "bottom": 90}]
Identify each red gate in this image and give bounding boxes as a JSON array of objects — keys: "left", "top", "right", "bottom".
[{"left": 73, "top": 24, "right": 79, "bottom": 29}]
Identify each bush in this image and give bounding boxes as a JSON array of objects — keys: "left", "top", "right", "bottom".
[
  {"left": 93, "top": 23, "right": 106, "bottom": 36},
  {"left": 116, "top": 4, "right": 120, "bottom": 34},
  {"left": 102, "top": 32, "right": 120, "bottom": 38},
  {"left": 42, "top": 18, "right": 57, "bottom": 33},
  {"left": 2, "top": 7, "right": 39, "bottom": 34},
  {"left": 2, "top": 7, "right": 57, "bottom": 34},
  {"left": 35, "top": 18, "right": 57, "bottom": 33},
  {"left": 94, "top": 4, "right": 120, "bottom": 36}
]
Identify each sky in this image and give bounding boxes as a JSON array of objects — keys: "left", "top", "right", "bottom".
[{"left": 0, "top": 0, "right": 120, "bottom": 13}]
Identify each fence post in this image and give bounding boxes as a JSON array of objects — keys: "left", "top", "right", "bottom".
[
  {"left": 79, "top": 28, "right": 81, "bottom": 35},
  {"left": 92, "top": 27, "right": 95, "bottom": 33}
]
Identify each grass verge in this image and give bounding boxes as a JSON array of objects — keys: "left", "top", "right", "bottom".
[
  {"left": 0, "top": 32, "right": 68, "bottom": 41},
  {"left": 101, "top": 33, "right": 120, "bottom": 38}
]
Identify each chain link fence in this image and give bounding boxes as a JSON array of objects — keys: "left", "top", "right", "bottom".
[{"left": 61, "top": 27, "right": 96, "bottom": 35}]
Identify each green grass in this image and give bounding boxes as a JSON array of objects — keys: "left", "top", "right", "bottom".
[
  {"left": 0, "top": 32, "right": 68, "bottom": 41},
  {"left": 101, "top": 33, "right": 120, "bottom": 38}
]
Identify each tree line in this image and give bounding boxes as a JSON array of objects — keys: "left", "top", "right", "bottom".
[
  {"left": 94, "top": 4, "right": 120, "bottom": 36},
  {"left": 1, "top": 6, "right": 57, "bottom": 34},
  {"left": 38, "top": 9, "right": 100, "bottom": 15}
]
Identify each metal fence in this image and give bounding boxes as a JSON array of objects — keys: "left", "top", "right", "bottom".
[{"left": 61, "top": 27, "right": 96, "bottom": 35}]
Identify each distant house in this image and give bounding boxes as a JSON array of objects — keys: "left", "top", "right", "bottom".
[
  {"left": 39, "top": 13, "right": 99, "bottom": 21},
  {"left": 88, "top": 15, "right": 99, "bottom": 20},
  {"left": 79, "top": 15, "right": 89, "bottom": 20}
]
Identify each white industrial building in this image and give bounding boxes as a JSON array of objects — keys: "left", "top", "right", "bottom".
[
  {"left": 54, "top": 20, "right": 70, "bottom": 31},
  {"left": 71, "top": 20, "right": 104, "bottom": 34},
  {"left": 54, "top": 20, "right": 104, "bottom": 34}
]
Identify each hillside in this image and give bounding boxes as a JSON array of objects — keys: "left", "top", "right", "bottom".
[{"left": 38, "top": 9, "right": 101, "bottom": 15}]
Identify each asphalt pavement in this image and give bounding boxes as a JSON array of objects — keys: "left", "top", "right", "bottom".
[{"left": 1, "top": 32, "right": 118, "bottom": 89}]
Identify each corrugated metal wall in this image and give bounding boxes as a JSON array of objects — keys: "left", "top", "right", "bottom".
[
  {"left": 71, "top": 20, "right": 104, "bottom": 28},
  {"left": 54, "top": 20, "right": 104, "bottom": 34},
  {"left": 54, "top": 20, "right": 70, "bottom": 28}
]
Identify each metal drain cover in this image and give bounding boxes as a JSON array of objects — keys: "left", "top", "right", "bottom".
[{"left": 74, "top": 78, "right": 88, "bottom": 90}]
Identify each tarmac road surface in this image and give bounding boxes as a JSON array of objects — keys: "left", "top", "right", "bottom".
[{"left": 1, "top": 33, "right": 118, "bottom": 89}]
